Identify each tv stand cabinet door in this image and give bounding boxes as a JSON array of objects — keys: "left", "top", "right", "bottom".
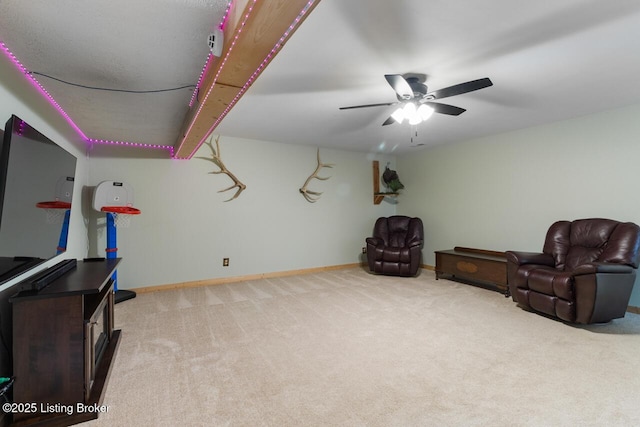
[{"left": 12, "top": 295, "right": 85, "bottom": 421}]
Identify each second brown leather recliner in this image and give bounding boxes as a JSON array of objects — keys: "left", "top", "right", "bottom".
[
  {"left": 366, "top": 216, "right": 424, "bottom": 277},
  {"left": 506, "top": 218, "right": 640, "bottom": 324}
]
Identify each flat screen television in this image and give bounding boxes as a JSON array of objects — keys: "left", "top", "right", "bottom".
[{"left": 0, "top": 115, "right": 77, "bottom": 285}]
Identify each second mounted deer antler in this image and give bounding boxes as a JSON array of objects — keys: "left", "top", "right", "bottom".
[
  {"left": 197, "top": 135, "right": 246, "bottom": 202},
  {"left": 299, "top": 148, "right": 334, "bottom": 203}
]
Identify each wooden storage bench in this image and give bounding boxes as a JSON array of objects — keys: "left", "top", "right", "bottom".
[{"left": 435, "top": 246, "right": 508, "bottom": 295}]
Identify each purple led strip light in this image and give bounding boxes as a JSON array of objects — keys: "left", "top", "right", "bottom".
[
  {"left": 177, "top": 0, "right": 317, "bottom": 159},
  {"left": 188, "top": 56, "right": 212, "bottom": 108},
  {"left": 17, "top": 118, "right": 26, "bottom": 136},
  {"left": 1, "top": 41, "right": 176, "bottom": 156},
  {"left": 2, "top": 0, "right": 313, "bottom": 159},
  {"left": 1, "top": 41, "right": 89, "bottom": 140},
  {"left": 175, "top": 0, "right": 259, "bottom": 158},
  {"left": 188, "top": 1, "right": 233, "bottom": 108},
  {"left": 86, "top": 138, "right": 175, "bottom": 156}
]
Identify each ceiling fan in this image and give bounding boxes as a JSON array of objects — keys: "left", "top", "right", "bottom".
[{"left": 339, "top": 74, "right": 493, "bottom": 126}]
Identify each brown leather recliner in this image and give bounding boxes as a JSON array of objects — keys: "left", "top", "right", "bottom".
[
  {"left": 366, "top": 216, "right": 424, "bottom": 277},
  {"left": 506, "top": 218, "right": 640, "bottom": 324}
]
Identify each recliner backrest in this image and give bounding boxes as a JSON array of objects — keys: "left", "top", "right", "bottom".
[
  {"left": 373, "top": 216, "right": 423, "bottom": 248},
  {"left": 542, "top": 218, "right": 640, "bottom": 271}
]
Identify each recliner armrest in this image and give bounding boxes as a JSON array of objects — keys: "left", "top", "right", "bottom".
[
  {"left": 366, "top": 237, "right": 381, "bottom": 246},
  {"left": 406, "top": 238, "right": 423, "bottom": 248},
  {"left": 505, "top": 251, "right": 555, "bottom": 266},
  {"left": 572, "top": 262, "right": 635, "bottom": 275}
]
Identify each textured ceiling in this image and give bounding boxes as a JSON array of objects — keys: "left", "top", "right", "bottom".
[
  {"left": 0, "top": 0, "right": 229, "bottom": 147},
  {"left": 217, "top": 0, "right": 640, "bottom": 153},
  {"left": 2, "top": 0, "right": 640, "bottom": 156}
]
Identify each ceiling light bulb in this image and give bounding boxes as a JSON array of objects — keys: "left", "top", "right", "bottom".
[
  {"left": 391, "top": 107, "right": 405, "bottom": 124},
  {"left": 408, "top": 115, "right": 421, "bottom": 126},
  {"left": 403, "top": 102, "right": 417, "bottom": 116},
  {"left": 418, "top": 104, "right": 434, "bottom": 121},
  {"left": 403, "top": 102, "right": 421, "bottom": 125}
]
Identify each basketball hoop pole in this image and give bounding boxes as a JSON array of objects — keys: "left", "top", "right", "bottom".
[
  {"left": 57, "top": 209, "right": 71, "bottom": 254},
  {"left": 106, "top": 212, "right": 136, "bottom": 303},
  {"left": 36, "top": 201, "right": 72, "bottom": 255},
  {"left": 93, "top": 181, "right": 140, "bottom": 304}
]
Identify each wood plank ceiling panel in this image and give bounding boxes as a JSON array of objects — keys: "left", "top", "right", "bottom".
[{"left": 174, "top": 0, "right": 321, "bottom": 159}]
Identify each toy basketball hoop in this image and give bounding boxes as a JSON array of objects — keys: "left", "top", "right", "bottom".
[
  {"left": 93, "top": 181, "right": 140, "bottom": 303},
  {"left": 100, "top": 206, "right": 141, "bottom": 228},
  {"left": 36, "top": 200, "right": 72, "bottom": 254},
  {"left": 36, "top": 200, "right": 72, "bottom": 224},
  {"left": 37, "top": 176, "right": 74, "bottom": 224},
  {"left": 93, "top": 181, "right": 141, "bottom": 227}
]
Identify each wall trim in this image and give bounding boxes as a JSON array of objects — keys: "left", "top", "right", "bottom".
[
  {"left": 132, "top": 263, "right": 640, "bottom": 315},
  {"left": 628, "top": 306, "right": 640, "bottom": 315},
  {"left": 135, "top": 263, "right": 362, "bottom": 294}
]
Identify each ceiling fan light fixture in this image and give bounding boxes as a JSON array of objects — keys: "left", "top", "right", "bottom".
[
  {"left": 418, "top": 104, "right": 434, "bottom": 121},
  {"left": 391, "top": 107, "right": 405, "bottom": 124},
  {"left": 408, "top": 115, "right": 421, "bottom": 126},
  {"left": 403, "top": 102, "right": 417, "bottom": 115},
  {"left": 403, "top": 102, "right": 423, "bottom": 125},
  {"left": 343, "top": 74, "right": 492, "bottom": 129},
  {"left": 389, "top": 102, "right": 434, "bottom": 126}
]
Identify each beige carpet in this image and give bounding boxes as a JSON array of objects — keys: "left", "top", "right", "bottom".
[{"left": 84, "top": 267, "right": 640, "bottom": 426}]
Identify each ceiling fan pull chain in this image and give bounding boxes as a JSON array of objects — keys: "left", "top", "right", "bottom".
[{"left": 409, "top": 126, "right": 419, "bottom": 145}]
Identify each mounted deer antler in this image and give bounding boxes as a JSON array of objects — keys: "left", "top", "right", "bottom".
[
  {"left": 299, "top": 148, "right": 334, "bottom": 203},
  {"left": 197, "top": 135, "right": 246, "bottom": 202}
]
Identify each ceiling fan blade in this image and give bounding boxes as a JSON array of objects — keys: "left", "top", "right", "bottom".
[
  {"left": 339, "top": 102, "right": 397, "bottom": 110},
  {"left": 382, "top": 116, "right": 396, "bottom": 126},
  {"left": 384, "top": 74, "right": 414, "bottom": 100},
  {"left": 426, "top": 102, "right": 466, "bottom": 116},
  {"left": 428, "top": 77, "right": 493, "bottom": 100}
]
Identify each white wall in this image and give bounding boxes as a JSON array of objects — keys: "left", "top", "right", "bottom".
[
  {"left": 0, "top": 48, "right": 88, "bottom": 291},
  {"left": 86, "top": 138, "right": 396, "bottom": 288},
  {"left": 397, "top": 102, "right": 640, "bottom": 306},
  {"left": 6, "top": 42, "right": 640, "bottom": 306},
  {"left": 1, "top": 45, "right": 396, "bottom": 292}
]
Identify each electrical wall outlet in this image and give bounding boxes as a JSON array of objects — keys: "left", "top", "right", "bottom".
[
  {"left": 223, "top": 258, "right": 229, "bottom": 267},
  {"left": 362, "top": 247, "right": 366, "bottom": 254}
]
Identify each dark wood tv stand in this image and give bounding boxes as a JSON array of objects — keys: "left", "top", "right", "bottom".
[{"left": 9, "top": 259, "right": 122, "bottom": 427}]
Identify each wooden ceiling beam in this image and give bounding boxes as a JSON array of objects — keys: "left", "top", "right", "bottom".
[{"left": 174, "top": 0, "right": 321, "bottom": 159}]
